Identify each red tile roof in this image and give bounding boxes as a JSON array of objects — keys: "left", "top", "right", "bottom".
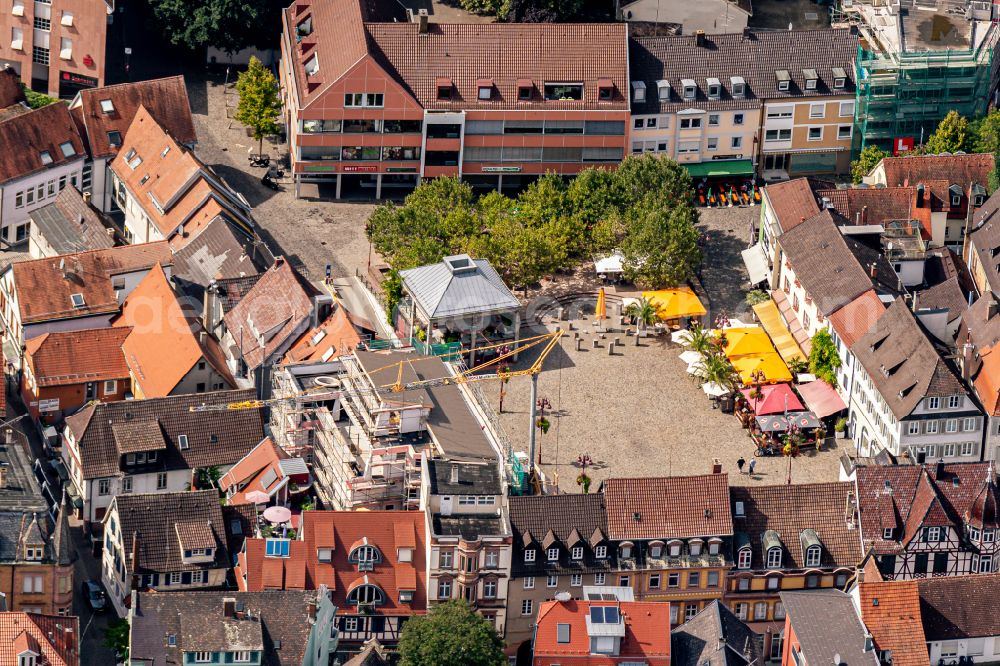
[
  {"left": 218, "top": 437, "right": 291, "bottom": 505},
  {"left": 0, "top": 102, "right": 85, "bottom": 185},
  {"left": 10, "top": 242, "right": 172, "bottom": 325},
  {"left": 0, "top": 612, "right": 79, "bottom": 666},
  {"left": 72, "top": 76, "right": 196, "bottom": 159},
  {"left": 828, "top": 289, "right": 885, "bottom": 349},
  {"left": 366, "top": 22, "right": 629, "bottom": 111},
  {"left": 0, "top": 68, "right": 25, "bottom": 109},
  {"left": 238, "top": 510, "right": 426, "bottom": 616},
  {"left": 114, "top": 264, "right": 234, "bottom": 397},
  {"left": 281, "top": 306, "right": 361, "bottom": 365},
  {"left": 604, "top": 474, "right": 733, "bottom": 541},
  {"left": 223, "top": 259, "right": 321, "bottom": 371},
  {"left": 855, "top": 463, "right": 998, "bottom": 554},
  {"left": 765, "top": 178, "right": 820, "bottom": 233},
  {"left": 916, "top": 573, "right": 1000, "bottom": 640},
  {"left": 879, "top": 154, "right": 994, "bottom": 194},
  {"left": 532, "top": 600, "right": 670, "bottom": 665},
  {"left": 23, "top": 327, "right": 131, "bottom": 387},
  {"left": 859, "top": 581, "right": 929, "bottom": 666}
]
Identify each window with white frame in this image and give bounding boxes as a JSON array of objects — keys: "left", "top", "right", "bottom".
[
  {"left": 767, "top": 547, "right": 782, "bottom": 568},
  {"left": 595, "top": 572, "right": 606, "bottom": 585},
  {"left": 926, "top": 421, "right": 939, "bottom": 434},
  {"left": 169, "top": 572, "right": 182, "bottom": 585},
  {"left": 547, "top": 547, "right": 559, "bottom": 561},
  {"left": 734, "top": 602, "right": 748, "bottom": 620},
  {"left": 945, "top": 419, "right": 958, "bottom": 433},
  {"left": 947, "top": 395, "right": 961, "bottom": 409},
  {"left": 809, "top": 103, "right": 825, "bottom": 118},
  {"left": 807, "top": 127, "right": 823, "bottom": 141},
  {"left": 524, "top": 549, "right": 536, "bottom": 563},
  {"left": 928, "top": 397, "right": 941, "bottom": 409},
  {"left": 805, "top": 545, "right": 821, "bottom": 567},
  {"left": 438, "top": 578, "right": 452, "bottom": 598},
  {"left": 754, "top": 602, "right": 768, "bottom": 620},
  {"left": 838, "top": 125, "right": 852, "bottom": 140},
  {"left": 707, "top": 137, "right": 718, "bottom": 150},
  {"left": 731, "top": 136, "right": 743, "bottom": 149},
  {"left": 571, "top": 546, "right": 583, "bottom": 560},
  {"left": 547, "top": 575, "right": 558, "bottom": 587},
  {"left": 595, "top": 545, "right": 607, "bottom": 559},
  {"left": 689, "top": 540, "right": 703, "bottom": 556},
  {"left": 883, "top": 527, "right": 894, "bottom": 540},
  {"left": 571, "top": 574, "right": 582, "bottom": 586},
  {"left": 194, "top": 653, "right": 212, "bottom": 663},
  {"left": 484, "top": 578, "right": 497, "bottom": 598},
  {"left": 521, "top": 599, "right": 533, "bottom": 615},
  {"left": 908, "top": 422, "right": 920, "bottom": 435},
  {"left": 738, "top": 548, "right": 751, "bottom": 569},
  {"left": 523, "top": 576, "right": 534, "bottom": 589},
  {"left": 962, "top": 441, "right": 976, "bottom": 456},
  {"left": 840, "top": 101, "right": 855, "bottom": 117},
  {"left": 709, "top": 114, "right": 720, "bottom": 126},
  {"left": 964, "top": 417, "right": 977, "bottom": 432},
  {"left": 943, "top": 442, "right": 955, "bottom": 457}
]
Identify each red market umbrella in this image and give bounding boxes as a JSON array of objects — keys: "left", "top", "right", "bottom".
[{"left": 740, "top": 383, "right": 804, "bottom": 415}]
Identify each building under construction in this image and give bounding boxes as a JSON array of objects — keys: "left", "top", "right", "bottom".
[
  {"left": 835, "top": 0, "right": 1000, "bottom": 153},
  {"left": 270, "top": 349, "right": 513, "bottom": 511}
]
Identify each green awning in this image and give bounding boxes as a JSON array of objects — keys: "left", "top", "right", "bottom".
[{"left": 684, "top": 159, "right": 755, "bottom": 178}]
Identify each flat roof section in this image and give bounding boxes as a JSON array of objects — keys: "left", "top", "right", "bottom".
[{"left": 354, "top": 350, "right": 499, "bottom": 461}]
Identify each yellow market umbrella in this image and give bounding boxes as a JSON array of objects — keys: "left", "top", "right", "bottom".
[
  {"left": 723, "top": 327, "right": 775, "bottom": 359},
  {"left": 595, "top": 288, "right": 607, "bottom": 326},
  {"left": 641, "top": 287, "right": 707, "bottom": 321},
  {"left": 731, "top": 353, "right": 792, "bottom": 385}
]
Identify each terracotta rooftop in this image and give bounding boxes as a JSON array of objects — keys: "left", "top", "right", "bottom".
[
  {"left": 828, "top": 289, "right": 885, "bottom": 349},
  {"left": 851, "top": 298, "right": 966, "bottom": 421},
  {"left": 10, "top": 242, "right": 171, "bottom": 325},
  {"left": 878, "top": 154, "right": 994, "bottom": 194},
  {"left": 237, "top": 510, "right": 427, "bottom": 617},
  {"left": 0, "top": 102, "right": 85, "bottom": 185},
  {"left": 71, "top": 75, "right": 196, "bottom": 160},
  {"left": 23, "top": 327, "right": 131, "bottom": 387},
  {"left": 281, "top": 307, "right": 361, "bottom": 365},
  {"left": 223, "top": 259, "right": 322, "bottom": 371},
  {"left": 916, "top": 573, "right": 1000, "bottom": 641},
  {"left": 63, "top": 388, "right": 265, "bottom": 479},
  {"left": 218, "top": 437, "right": 292, "bottom": 505},
  {"left": 0, "top": 68, "right": 24, "bottom": 109},
  {"left": 0, "top": 612, "right": 78, "bottom": 666},
  {"left": 114, "top": 264, "right": 234, "bottom": 397},
  {"left": 855, "top": 463, "right": 998, "bottom": 555},
  {"left": 604, "top": 474, "right": 733, "bottom": 541},
  {"left": 730, "top": 482, "right": 861, "bottom": 570},
  {"left": 765, "top": 178, "right": 821, "bottom": 233},
  {"left": 533, "top": 599, "right": 671, "bottom": 662},
  {"left": 509, "top": 493, "right": 613, "bottom": 575},
  {"left": 111, "top": 106, "right": 251, "bottom": 245}
]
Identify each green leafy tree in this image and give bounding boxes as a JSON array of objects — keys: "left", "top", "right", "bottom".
[
  {"left": 566, "top": 167, "right": 627, "bottom": 228},
  {"left": 490, "top": 219, "right": 551, "bottom": 293},
  {"left": 697, "top": 353, "right": 740, "bottom": 392},
  {"left": 968, "top": 109, "right": 1000, "bottom": 155},
  {"left": 514, "top": 173, "right": 569, "bottom": 225},
  {"left": 850, "top": 145, "right": 890, "bottom": 184},
  {"left": 20, "top": 85, "right": 56, "bottom": 109},
  {"left": 459, "top": 0, "right": 505, "bottom": 15},
  {"left": 104, "top": 618, "right": 130, "bottom": 660},
  {"left": 398, "top": 599, "right": 505, "bottom": 666},
  {"left": 235, "top": 56, "right": 282, "bottom": 156},
  {"left": 621, "top": 195, "right": 702, "bottom": 288},
  {"left": 148, "top": 0, "right": 274, "bottom": 52},
  {"left": 745, "top": 290, "right": 770, "bottom": 307},
  {"left": 404, "top": 177, "right": 475, "bottom": 222},
  {"left": 808, "top": 329, "right": 842, "bottom": 388},
  {"left": 616, "top": 154, "right": 694, "bottom": 210},
  {"left": 923, "top": 111, "right": 969, "bottom": 155}
]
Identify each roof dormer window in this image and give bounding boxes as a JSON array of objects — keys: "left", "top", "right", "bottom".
[
  {"left": 264, "top": 538, "right": 290, "bottom": 558},
  {"left": 832, "top": 67, "right": 847, "bottom": 89},
  {"left": 517, "top": 79, "right": 533, "bottom": 101},
  {"left": 767, "top": 546, "right": 782, "bottom": 568},
  {"left": 681, "top": 79, "right": 697, "bottom": 101},
  {"left": 39, "top": 151, "right": 52, "bottom": 166},
  {"left": 776, "top": 70, "right": 790, "bottom": 92},
  {"left": 706, "top": 77, "right": 721, "bottom": 100},
  {"left": 436, "top": 78, "right": 453, "bottom": 101},
  {"left": 547, "top": 546, "right": 559, "bottom": 561},
  {"left": 349, "top": 543, "right": 382, "bottom": 570},
  {"left": 304, "top": 55, "right": 319, "bottom": 76},
  {"left": 477, "top": 79, "right": 493, "bottom": 101},
  {"left": 656, "top": 80, "right": 670, "bottom": 101},
  {"left": 731, "top": 76, "right": 745, "bottom": 98},
  {"left": 100, "top": 99, "right": 115, "bottom": 114},
  {"left": 598, "top": 78, "right": 614, "bottom": 101},
  {"left": 70, "top": 293, "right": 85, "bottom": 308},
  {"left": 296, "top": 16, "right": 313, "bottom": 38},
  {"left": 631, "top": 80, "right": 646, "bottom": 103},
  {"left": 802, "top": 69, "right": 818, "bottom": 91},
  {"left": 805, "top": 545, "right": 821, "bottom": 567}
]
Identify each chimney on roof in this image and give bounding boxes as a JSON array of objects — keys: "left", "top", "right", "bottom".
[
  {"left": 711, "top": 458, "right": 722, "bottom": 474},
  {"left": 916, "top": 184, "right": 925, "bottom": 208},
  {"left": 223, "top": 598, "right": 237, "bottom": 618},
  {"left": 695, "top": 29, "right": 706, "bottom": 47},
  {"left": 449, "top": 463, "right": 459, "bottom": 485},
  {"left": 83, "top": 191, "right": 92, "bottom": 205},
  {"left": 861, "top": 205, "right": 868, "bottom": 226},
  {"left": 59, "top": 257, "right": 68, "bottom": 279},
  {"left": 870, "top": 262, "right": 878, "bottom": 280},
  {"left": 935, "top": 458, "right": 946, "bottom": 480},
  {"left": 307, "top": 601, "right": 317, "bottom": 621},
  {"left": 418, "top": 11, "right": 428, "bottom": 34}
]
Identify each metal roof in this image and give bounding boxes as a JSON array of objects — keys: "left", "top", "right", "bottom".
[{"left": 399, "top": 255, "right": 519, "bottom": 320}]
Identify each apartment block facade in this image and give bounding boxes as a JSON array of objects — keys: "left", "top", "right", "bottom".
[
  {"left": 0, "top": 0, "right": 110, "bottom": 98},
  {"left": 279, "top": 0, "right": 628, "bottom": 198}
]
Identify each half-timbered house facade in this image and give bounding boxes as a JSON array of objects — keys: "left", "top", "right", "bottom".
[{"left": 853, "top": 462, "right": 1000, "bottom": 580}]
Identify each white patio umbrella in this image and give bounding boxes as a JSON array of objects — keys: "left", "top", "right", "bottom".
[
  {"left": 671, "top": 329, "right": 693, "bottom": 344},
  {"left": 702, "top": 382, "right": 730, "bottom": 397},
  {"left": 679, "top": 350, "right": 702, "bottom": 365}
]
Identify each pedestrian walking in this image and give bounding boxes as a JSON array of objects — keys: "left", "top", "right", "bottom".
[
  {"left": 748, "top": 458, "right": 757, "bottom": 477},
  {"left": 736, "top": 456, "right": 746, "bottom": 474}
]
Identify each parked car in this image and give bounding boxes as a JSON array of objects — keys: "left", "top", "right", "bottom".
[{"left": 81, "top": 579, "right": 107, "bottom": 613}]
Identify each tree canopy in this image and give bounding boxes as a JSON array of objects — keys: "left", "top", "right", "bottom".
[
  {"left": 148, "top": 0, "right": 280, "bottom": 52},
  {"left": 850, "top": 145, "right": 890, "bottom": 184},
  {"left": 923, "top": 111, "right": 969, "bottom": 155},
  {"left": 366, "top": 154, "right": 702, "bottom": 299},
  {"left": 235, "top": 56, "right": 282, "bottom": 155},
  {"left": 808, "top": 329, "right": 842, "bottom": 388},
  {"left": 398, "top": 600, "right": 505, "bottom": 666}
]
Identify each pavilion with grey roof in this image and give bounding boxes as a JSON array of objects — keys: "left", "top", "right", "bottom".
[{"left": 399, "top": 254, "right": 521, "bottom": 364}]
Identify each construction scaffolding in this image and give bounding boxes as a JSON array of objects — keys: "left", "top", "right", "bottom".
[{"left": 834, "top": 0, "right": 999, "bottom": 152}]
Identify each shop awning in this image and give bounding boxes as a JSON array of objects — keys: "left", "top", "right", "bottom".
[
  {"left": 741, "top": 244, "right": 770, "bottom": 285},
  {"left": 731, "top": 353, "right": 792, "bottom": 385},
  {"left": 643, "top": 287, "right": 707, "bottom": 320},
  {"left": 797, "top": 380, "right": 847, "bottom": 419},
  {"left": 684, "top": 159, "right": 755, "bottom": 178},
  {"left": 753, "top": 300, "right": 806, "bottom": 364},
  {"left": 740, "top": 383, "right": 804, "bottom": 415}
]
